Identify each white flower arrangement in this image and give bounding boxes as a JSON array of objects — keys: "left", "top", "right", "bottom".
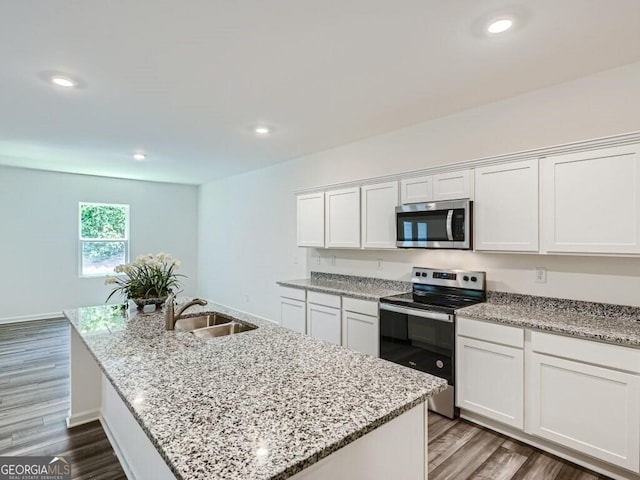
[{"left": 105, "top": 252, "right": 184, "bottom": 302}]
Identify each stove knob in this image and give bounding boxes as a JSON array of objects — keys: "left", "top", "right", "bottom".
[
  {"left": 463, "top": 275, "right": 469, "bottom": 282},
  {"left": 421, "top": 272, "right": 427, "bottom": 277},
  {"left": 415, "top": 272, "right": 421, "bottom": 277},
  {"left": 471, "top": 276, "right": 477, "bottom": 282},
  {"left": 436, "top": 360, "right": 444, "bottom": 369}
]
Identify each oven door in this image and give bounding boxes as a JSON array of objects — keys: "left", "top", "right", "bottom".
[{"left": 379, "top": 303, "right": 454, "bottom": 385}]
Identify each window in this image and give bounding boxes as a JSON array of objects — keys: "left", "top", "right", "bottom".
[{"left": 79, "top": 202, "right": 129, "bottom": 277}]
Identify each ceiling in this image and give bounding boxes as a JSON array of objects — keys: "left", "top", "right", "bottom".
[{"left": 2, "top": 1, "right": 640, "bottom": 185}]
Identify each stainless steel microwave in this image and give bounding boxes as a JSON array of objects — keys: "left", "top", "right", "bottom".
[{"left": 396, "top": 199, "right": 472, "bottom": 249}]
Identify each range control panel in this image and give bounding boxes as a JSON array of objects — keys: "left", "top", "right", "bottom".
[{"left": 412, "top": 267, "right": 486, "bottom": 291}]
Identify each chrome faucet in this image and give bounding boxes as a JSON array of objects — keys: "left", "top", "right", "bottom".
[{"left": 165, "top": 294, "right": 208, "bottom": 330}]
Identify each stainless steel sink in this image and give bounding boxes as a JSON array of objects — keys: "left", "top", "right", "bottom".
[
  {"left": 174, "top": 313, "right": 232, "bottom": 331},
  {"left": 191, "top": 321, "right": 257, "bottom": 338}
]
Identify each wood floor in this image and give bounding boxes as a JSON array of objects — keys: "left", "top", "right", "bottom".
[
  {"left": 0, "top": 318, "right": 126, "bottom": 479},
  {"left": 0, "top": 319, "right": 615, "bottom": 480},
  {"left": 428, "top": 411, "right": 613, "bottom": 480}
]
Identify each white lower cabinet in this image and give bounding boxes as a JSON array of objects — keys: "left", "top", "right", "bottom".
[
  {"left": 342, "top": 297, "right": 379, "bottom": 357},
  {"left": 526, "top": 332, "right": 640, "bottom": 472},
  {"left": 279, "top": 287, "right": 307, "bottom": 334},
  {"left": 456, "top": 317, "right": 524, "bottom": 428},
  {"left": 307, "top": 292, "right": 342, "bottom": 345}
]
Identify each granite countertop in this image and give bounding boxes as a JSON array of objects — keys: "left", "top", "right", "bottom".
[
  {"left": 277, "top": 272, "right": 411, "bottom": 301},
  {"left": 457, "top": 292, "right": 640, "bottom": 348},
  {"left": 64, "top": 300, "right": 446, "bottom": 480}
]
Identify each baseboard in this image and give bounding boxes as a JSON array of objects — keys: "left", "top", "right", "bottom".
[
  {"left": 66, "top": 409, "right": 100, "bottom": 428},
  {"left": 460, "top": 410, "right": 640, "bottom": 480},
  {"left": 0, "top": 312, "right": 64, "bottom": 324},
  {"left": 99, "top": 415, "right": 136, "bottom": 480}
]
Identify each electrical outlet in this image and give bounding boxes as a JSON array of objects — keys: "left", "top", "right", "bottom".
[
  {"left": 330, "top": 255, "right": 336, "bottom": 266},
  {"left": 535, "top": 267, "right": 547, "bottom": 284},
  {"left": 244, "top": 294, "right": 250, "bottom": 303},
  {"left": 315, "top": 255, "right": 321, "bottom": 265},
  {"left": 376, "top": 259, "right": 383, "bottom": 270}
]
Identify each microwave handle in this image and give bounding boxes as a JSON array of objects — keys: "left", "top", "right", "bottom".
[{"left": 446, "top": 210, "right": 454, "bottom": 241}]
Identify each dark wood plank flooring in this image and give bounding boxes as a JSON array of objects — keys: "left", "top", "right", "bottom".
[
  {"left": 428, "top": 411, "right": 613, "bottom": 480},
  {"left": 0, "top": 318, "right": 126, "bottom": 479},
  {"left": 0, "top": 318, "right": 616, "bottom": 480}
]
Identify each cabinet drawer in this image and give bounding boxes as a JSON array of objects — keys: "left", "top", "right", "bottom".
[
  {"left": 457, "top": 317, "right": 524, "bottom": 348},
  {"left": 307, "top": 291, "right": 341, "bottom": 308},
  {"left": 531, "top": 331, "right": 640, "bottom": 373},
  {"left": 342, "top": 297, "right": 378, "bottom": 316},
  {"left": 279, "top": 286, "right": 306, "bottom": 302}
]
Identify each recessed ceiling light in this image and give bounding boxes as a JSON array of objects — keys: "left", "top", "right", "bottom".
[
  {"left": 487, "top": 18, "right": 513, "bottom": 34},
  {"left": 51, "top": 75, "right": 77, "bottom": 88},
  {"left": 255, "top": 126, "right": 272, "bottom": 136},
  {"left": 133, "top": 152, "right": 146, "bottom": 161}
]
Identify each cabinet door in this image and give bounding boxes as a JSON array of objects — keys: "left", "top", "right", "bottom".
[
  {"left": 400, "top": 176, "right": 432, "bottom": 204},
  {"left": 475, "top": 159, "right": 538, "bottom": 252},
  {"left": 361, "top": 181, "right": 398, "bottom": 249},
  {"left": 456, "top": 336, "right": 524, "bottom": 428},
  {"left": 297, "top": 192, "right": 325, "bottom": 247},
  {"left": 325, "top": 187, "right": 361, "bottom": 248},
  {"left": 343, "top": 310, "right": 379, "bottom": 357},
  {"left": 541, "top": 144, "right": 640, "bottom": 254},
  {"left": 432, "top": 169, "right": 473, "bottom": 201},
  {"left": 527, "top": 352, "right": 640, "bottom": 471},
  {"left": 307, "top": 303, "right": 341, "bottom": 345},
  {"left": 280, "top": 298, "right": 306, "bottom": 334}
]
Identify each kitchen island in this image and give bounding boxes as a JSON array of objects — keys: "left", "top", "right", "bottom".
[{"left": 63, "top": 300, "right": 447, "bottom": 480}]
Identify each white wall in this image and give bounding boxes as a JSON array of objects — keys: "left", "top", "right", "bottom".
[
  {"left": 198, "top": 60, "right": 640, "bottom": 321},
  {"left": 0, "top": 166, "right": 199, "bottom": 320}
]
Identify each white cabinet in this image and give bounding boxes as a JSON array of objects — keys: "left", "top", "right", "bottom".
[
  {"left": 541, "top": 144, "right": 640, "bottom": 254},
  {"left": 307, "top": 292, "right": 342, "bottom": 345},
  {"left": 456, "top": 317, "right": 524, "bottom": 429},
  {"left": 297, "top": 192, "right": 325, "bottom": 247},
  {"left": 400, "top": 176, "right": 432, "bottom": 204},
  {"left": 342, "top": 297, "right": 379, "bottom": 357},
  {"left": 432, "top": 169, "right": 473, "bottom": 201},
  {"left": 527, "top": 331, "right": 640, "bottom": 472},
  {"left": 361, "top": 181, "right": 398, "bottom": 249},
  {"left": 325, "top": 187, "right": 361, "bottom": 248},
  {"left": 279, "top": 287, "right": 306, "bottom": 334},
  {"left": 474, "top": 159, "right": 539, "bottom": 252}
]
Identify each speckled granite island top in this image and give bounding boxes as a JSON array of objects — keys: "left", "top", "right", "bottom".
[
  {"left": 277, "top": 272, "right": 411, "bottom": 301},
  {"left": 457, "top": 292, "right": 640, "bottom": 348},
  {"left": 63, "top": 301, "right": 446, "bottom": 480}
]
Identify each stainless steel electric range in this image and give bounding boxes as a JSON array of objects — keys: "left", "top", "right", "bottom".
[{"left": 379, "top": 267, "right": 486, "bottom": 419}]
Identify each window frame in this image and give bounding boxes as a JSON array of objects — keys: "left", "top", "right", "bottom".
[{"left": 78, "top": 202, "right": 130, "bottom": 278}]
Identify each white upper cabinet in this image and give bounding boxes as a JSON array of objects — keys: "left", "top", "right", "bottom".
[
  {"left": 474, "top": 159, "right": 539, "bottom": 252},
  {"left": 361, "top": 181, "right": 399, "bottom": 249},
  {"left": 325, "top": 187, "right": 361, "bottom": 248},
  {"left": 432, "top": 169, "right": 474, "bottom": 201},
  {"left": 296, "top": 192, "right": 325, "bottom": 247},
  {"left": 541, "top": 144, "right": 640, "bottom": 254},
  {"left": 400, "top": 175, "right": 432, "bottom": 204}
]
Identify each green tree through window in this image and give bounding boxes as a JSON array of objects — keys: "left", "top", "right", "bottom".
[{"left": 79, "top": 203, "right": 129, "bottom": 276}]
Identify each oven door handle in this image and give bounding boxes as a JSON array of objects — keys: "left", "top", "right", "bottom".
[
  {"left": 379, "top": 303, "right": 453, "bottom": 323},
  {"left": 446, "top": 209, "right": 454, "bottom": 241}
]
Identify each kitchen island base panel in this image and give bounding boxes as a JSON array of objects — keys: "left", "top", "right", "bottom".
[
  {"left": 460, "top": 410, "right": 639, "bottom": 480},
  {"left": 290, "top": 402, "right": 427, "bottom": 480},
  {"left": 67, "top": 327, "right": 101, "bottom": 428}
]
